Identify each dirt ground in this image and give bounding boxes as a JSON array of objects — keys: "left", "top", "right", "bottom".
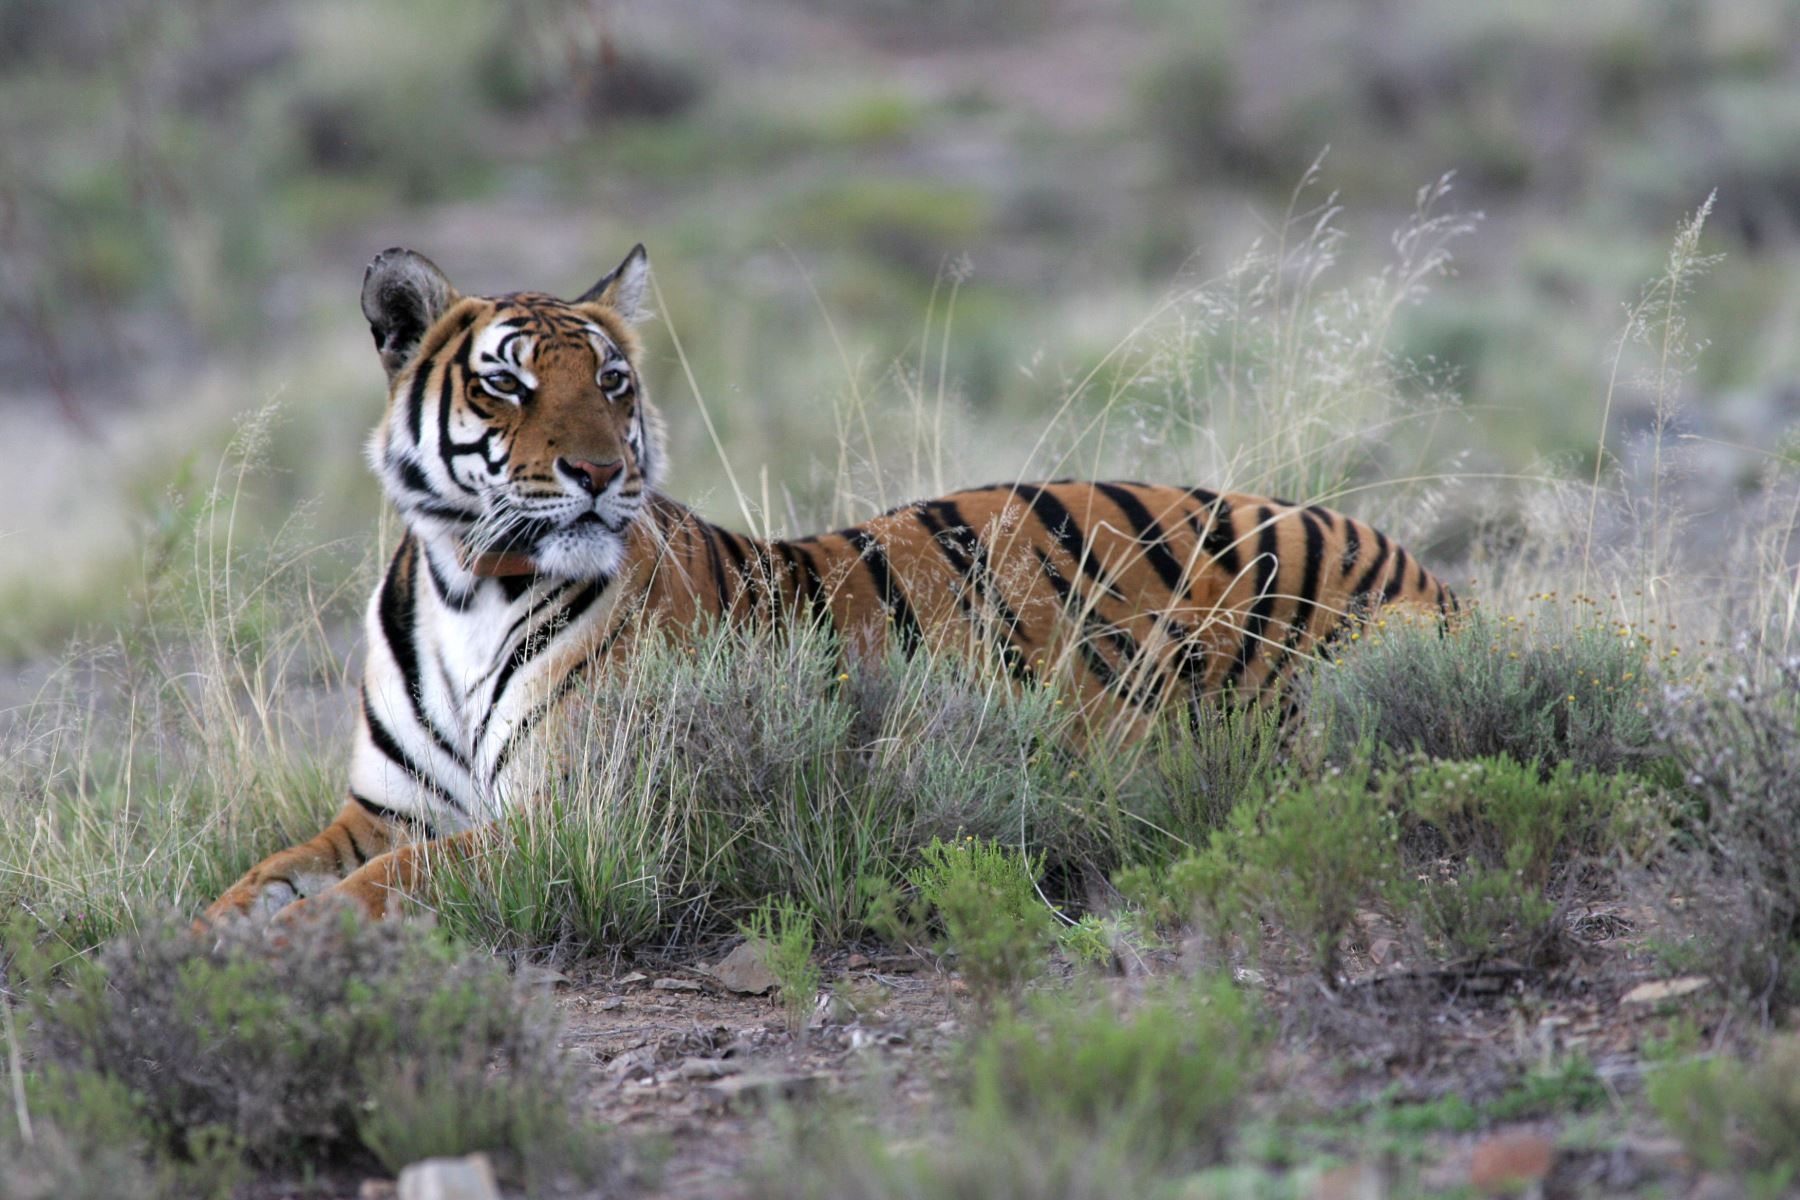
[
  {"left": 266, "top": 911, "right": 1726, "bottom": 1200},
  {"left": 557, "top": 947, "right": 957, "bottom": 1199}
]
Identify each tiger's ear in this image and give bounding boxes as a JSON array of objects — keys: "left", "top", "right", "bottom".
[
  {"left": 361, "top": 248, "right": 460, "bottom": 381},
  {"left": 576, "top": 244, "right": 649, "bottom": 323}
]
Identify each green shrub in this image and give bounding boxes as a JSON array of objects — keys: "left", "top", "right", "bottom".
[
  {"left": 1660, "top": 655, "right": 1800, "bottom": 1016},
  {"left": 744, "top": 977, "right": 1263, "bottom": 1200},
  {"left": 1487, "top": 1055, "right": 1609, "bottom": 1122},
  {"left": 965, "top": 977, "right": 1263, "bottom": 1168},
  {"left": 742, "top": 897, "right": 824, "bottom": 1032},
  {"left": 4, "top": 913, "right": 609, "bottom": 1188},
  {"left": 432, "top": 623, "right": 1083, "bottom": 954},
  {"left": 748, "top": 1114, "right": 1181, "bottom": 1200},
  {"left": 908, "top": 835, "right": 1055, "bottom": 1008},
  {"left": 1119, "top": 752, "right": 1642, "bottom": 975},
  {"left": 1649, "top": 1034, "right": 1800, "bottom": 1197},
  {"left": 426, "top": 618, "right": 1080, "bottom": 957},
  {"left": 1397, "top": 757, "right": 1642, "bottom": 963},
  {"left": 1102, "top": 702, "right": 1290, "bottom": 859},
  {"left": 1300, "top": 603, "right": 1660, "bottom": 775},
  {"left": 1133, "top": 757, "right": 1396, "bottom": 980}
]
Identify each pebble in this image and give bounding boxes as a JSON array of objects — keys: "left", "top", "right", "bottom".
[{"left": 396, "top": 1153, "right": 500, "bottom": 1200}]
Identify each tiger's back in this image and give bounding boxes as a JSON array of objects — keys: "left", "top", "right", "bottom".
[{"left": 639, "top": 480, "right": 1452, "bottom": 718}]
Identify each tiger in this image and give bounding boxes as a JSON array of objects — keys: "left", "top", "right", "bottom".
[{"left": 204, "top": 244, "right": 1456, "bottom": 924}]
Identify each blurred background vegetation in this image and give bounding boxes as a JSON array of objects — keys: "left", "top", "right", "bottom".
[{"left": 3, "top": 0, "right": 1798, "bottom": 653}]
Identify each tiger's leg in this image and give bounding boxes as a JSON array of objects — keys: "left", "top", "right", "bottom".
[
  {"left": 203, "top": 797, "right": 412, "bottom": 922},
  {"left": 273, "top": 825, "right": 493, "bottom": 923}
]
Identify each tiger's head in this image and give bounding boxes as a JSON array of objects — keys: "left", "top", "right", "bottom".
[{"left": 361, "top": 245, "right": 666, "bottom": 581}]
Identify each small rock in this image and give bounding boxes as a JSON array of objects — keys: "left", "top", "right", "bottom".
[
  {"left": 808, "top": 991, "right": 853, "bottom": 1029},
  {"left": 703, "top": 1072, "right": 826, "bottom": 1111},
  {"left": 849, "top": 1026, "right": 908, "bottom": 1050},
  {"left": 1621, "top": 976, "right": 1710, "bottom": 1007},
  {"left": 846, "top": 952, "right": 873, "bottom": 969},
  {"left": 706, "top": 939, "right": 780, "bottom": 995},
  {"left": 677, "top": 1056, "right": 741, "bottom": 1080},
  {"left": 358, "top": 1182, "right": 398, "bottom": 1200},
  {"left": 596, "top": 996, "right": 625, "bottom": 1011},
  {"left": 1312, "top": 1160, "right": 1387, "bottom": 1200},
  {"left": 514, "top": 963, "right": 569, "bottom": 989},
  {"left": 396, "top": 1153, "right": 500, "bottom": 1200},
  {"left": 618, "top": 971, "right": 649, "bottom": 986},
  {"left": 1470, "top": 1132, "right": 1555, "bottom": 1195},
  {"left": 653, "top": 977, "right": 704, "bottom": 993},
  {"left": 1233, "top": 967, "right": 1270, "bottom": 988},
  {"left": 608, "top": 1048, "right": 657, "bottom": 1083}
]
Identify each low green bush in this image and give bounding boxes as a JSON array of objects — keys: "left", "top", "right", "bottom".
[
  {"left": 430, "top": 623, "right": 1085, "bottom": 954},
  {"left": 1300, "top": 603, "right": 1661, "bottom": 775},
  {"left": 747, "top": 975, "right": 1264, "bottom": 1200},
  {"left": 1660, "top": 654, "right": 1800, "bottom": 1016},
  {"left": 1118, "top": 752, "right": 1643, "bottom": 978},
  {"left": 742, "top": 896, "right": 824, "bottom": 1032},
  {"left": 965, "top": 977, "right": 1263, "bottom": 1167},
  {"left": 3, "top": 913, "right": 610, "bottom": 1191},
  {"left": 1120, "top": 757, "right": 1397, "bottom": 980},
  {"left": 1398, "top": 756, "right": 1642, "bottom": 964},
  {"left": 1649, "top": 1034, "right": 1800, "bottom": 1198},
  {"left": 908, "top": 835, "right": 1055, "bottom": 1008}
]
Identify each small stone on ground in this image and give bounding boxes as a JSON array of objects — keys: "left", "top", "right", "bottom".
[{"left": 396, "top": 1153, "right": 500, "bottom": 1200}]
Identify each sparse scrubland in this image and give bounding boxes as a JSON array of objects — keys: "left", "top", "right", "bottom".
[
  {"left": 8, "top": 4, "right": 1800, "bottom": 1198},
  {"left": 5, "top": 184, "right": 1800, "bottom": 1198}
]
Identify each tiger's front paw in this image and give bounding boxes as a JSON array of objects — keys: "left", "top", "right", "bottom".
[{"left": 201, "top": 869, "right": 331, "bottom": 927}]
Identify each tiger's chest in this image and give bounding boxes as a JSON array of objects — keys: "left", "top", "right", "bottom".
[{"left": 355, "top": 556, "right": 635, "bottom": 824}]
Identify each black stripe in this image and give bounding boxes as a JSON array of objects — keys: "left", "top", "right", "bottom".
[
  {"left": 844, "top": 528, "right": 923, "bottom": 657},
  {"left": 1010, "top": 484, "right": 1125, "bottom": 601},
  {"left": 1221, "top": 506, "right": 1281, "bottom": 691},
  {"left": 396, "top": 455, "right": 433, "bottom": 496},
  {"left": 437, "top": 332, "right": 495, "bottom": 493},
  {"left": 788, "top": 542, "right": 835, "bottom": 629},
  {"left": 352, "top": 791, "right": 439, "bottom": 840},
  {"left": 770, "top": 541, "right": 820, "bottom": 625},
  {"left": 1350, "top": 529, "right": 1392, "bottom": 599},
  {"left": 711, "top": 526, "right": 753, "bottom": 616},
  {"left": 1032, "top": 548, "right": 1153, "bottom": 707},
  {"left": 1188, "top": 493, "right": 1241, "bottom": 579},
  {"left": 486, "top": 576, "right": 609, "bottom": 715},
  {"left": 361, "top": 691, "right": 463, "bottom": 812},
  {"left": 488, "top": 611, "right": 633, "bottom": 783},
  {"left": 405, "top": 361, "right": 432, "bottom": 444},
  {"left": 422, "top": 545, "right": 479, "bottom": 611},
  {"left": 378, "top": 540, "right": 470, "bottom": 768},
  {"left": 1268, "top": 507, "right": 1326, "bottom": 673},
  {"left": 1095, "top": 482, "right": 1187, "bottom": 596},
  {"left": 747, "top": 541, "right": 779, "bottom": 620},
  {"left": 695, "top": 519, "right": 732, "bottom": 616},
  {"left": 915, "top": 501, "right": 1033, "bottom": 681},
  {"left": 1339, "top": 516, "right": 1363, "bottom": 578},
  {"left": 1384, "top": 545, "right": 1413, "bottom": 604}
]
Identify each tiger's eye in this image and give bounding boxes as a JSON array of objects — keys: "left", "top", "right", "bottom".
[
  {"left": 485, "top": 372, "right": 520, "bottom": 393},
  {"left": 600, "top": 369, "right": 626, "bottom": 391}
]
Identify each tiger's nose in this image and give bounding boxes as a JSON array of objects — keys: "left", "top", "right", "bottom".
[{"left": 556, "top": 456, "right": 624, "bottom": 495}]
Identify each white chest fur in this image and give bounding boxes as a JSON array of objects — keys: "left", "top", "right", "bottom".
[{"left": 348, "top": 540, "right": 624, "bottom": 829}]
